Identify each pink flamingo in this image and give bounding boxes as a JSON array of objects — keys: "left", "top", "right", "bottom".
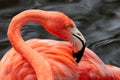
[{"left": 0, "top": 10, "right": 120, "bottom": 80}]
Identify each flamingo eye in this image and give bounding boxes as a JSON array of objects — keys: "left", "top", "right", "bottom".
[
  {"left": 66, "top": 24, "right": 73, "bottom": 29},
  {"left": 66, "top": 24, "right": 71, "bottom": 28}
]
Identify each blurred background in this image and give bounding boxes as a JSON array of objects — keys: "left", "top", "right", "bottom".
[{"left": 0, "top": 0, "right": 120, "bottom": 67}]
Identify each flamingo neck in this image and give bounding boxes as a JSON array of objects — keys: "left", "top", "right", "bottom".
[{"left": 7, "top": 10, "right": 54, "bottom": 80}]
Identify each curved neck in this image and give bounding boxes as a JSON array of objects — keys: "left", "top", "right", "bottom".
[{"left": 7, "top": 10, "right": 53, "bottom": 80}]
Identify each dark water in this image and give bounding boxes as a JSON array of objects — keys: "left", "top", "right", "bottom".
[{"left": 0, "top": 0, "right": 120, "bottom": 67}]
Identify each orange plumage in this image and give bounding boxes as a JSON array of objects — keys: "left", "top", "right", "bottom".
[{"left": 0, "top": 39, "right": 78, "bottom": 80}]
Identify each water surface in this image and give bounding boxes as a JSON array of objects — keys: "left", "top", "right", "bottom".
[{"left": 0, "top": 0, "right": 120, "bottom": 67}]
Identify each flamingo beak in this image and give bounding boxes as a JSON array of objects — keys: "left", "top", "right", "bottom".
[{"left": 68, "top": 26, "right": 86, "bottom": 63}]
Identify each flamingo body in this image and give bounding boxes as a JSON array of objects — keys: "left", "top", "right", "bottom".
[
  {"left": 0, "top": 39, "right": 78, "bottom": 80},
  {"left": 1, "top": 40, "right": 120, "bottom": 80}
]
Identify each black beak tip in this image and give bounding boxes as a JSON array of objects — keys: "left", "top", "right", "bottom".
[{"left": 73, "top": 45, "right": 85, "bottom": 63}]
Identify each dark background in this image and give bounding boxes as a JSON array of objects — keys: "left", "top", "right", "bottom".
[{"left": 0, "top": 0, "right": 120, "bottom": 67}]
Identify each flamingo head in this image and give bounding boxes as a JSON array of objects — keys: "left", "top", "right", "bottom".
[{"left": 43, "top": 11, "right": 86, "bottom": 62}]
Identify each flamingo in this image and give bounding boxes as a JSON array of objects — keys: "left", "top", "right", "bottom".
[
  {"left": 0, "top": 9, "right": 85, "bottom": 80},
  {"left": 0, "top": 9, "right": 120, "bottom": 80}
]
